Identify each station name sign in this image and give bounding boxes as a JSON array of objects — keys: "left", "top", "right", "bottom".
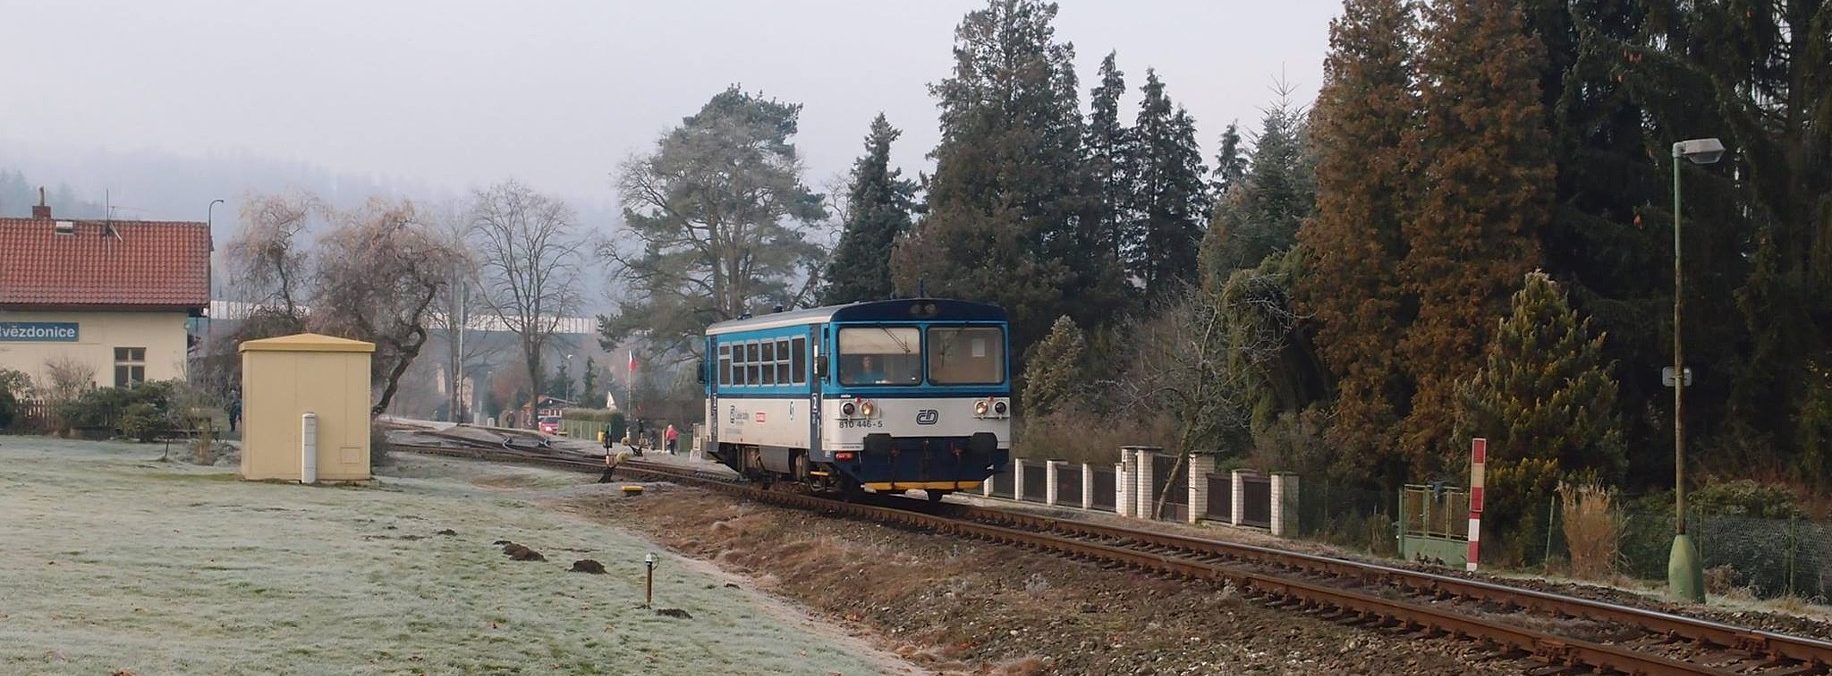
[{"left": 0, "top": 322, "right": 79, "bottom": 342}]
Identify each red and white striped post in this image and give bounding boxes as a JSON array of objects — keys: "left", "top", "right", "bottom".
[{"left": 1467, "top": 438, "right": 1486, "bottom": 572}]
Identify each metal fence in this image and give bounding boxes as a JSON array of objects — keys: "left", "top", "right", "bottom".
[
  {"left": 1021, "top": 464, "right": 1048, "bottom": 503},
  {"left": 1056, "top": 464, "right": 1083, "bottom": 506},
  {"left": 1294, "top": 480, "right": 1397, "bottom": 556},
  {"left": 1240, "top": 474, "right": 1272, "bottom": 528},
  {"left": 1090, "top": 468, "right": 1117, "bottom": 512},
  {"left": 1605, "top": 507, "right": 1831, "bottom": 602},
  {"left": 990, "top": 469, "right": 1014, "bottom": 499},
  {"left": 1205, "top": 474, "right": 1230, "bottom": 520}
]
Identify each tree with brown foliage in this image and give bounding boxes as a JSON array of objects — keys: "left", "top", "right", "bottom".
[
  {"left": 1295, "top": 0, "right": 1418, "bottom": 483},
  {"left": 1396, "top": 0, "right": 1553, "bottom": 478}
]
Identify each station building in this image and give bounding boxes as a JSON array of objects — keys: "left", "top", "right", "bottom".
[{"left": 0, "top": 200, "right": 211, "bottom": 388}]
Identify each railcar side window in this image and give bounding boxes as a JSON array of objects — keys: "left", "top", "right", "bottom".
[
  {"left": 790, "top": 337, "right": 807, "bottom": 384},
  {"left": 746, "top": 342, "right": 761, "bottom": 384},
  {"left": 775, "top": 340, "right": 791, "bottom": 384},
  {"left": 734, "top": 342, "right": 749, "bottom": 385},
  {"left": 718, "top": 345, "right": 732, "bottom": 386},
  {"left": 928, "top": 326, "right": 1006, "bottom": 385},
  {"left": 760, "top": 340, "right": 777, "bottom": 385},
  {"left": 837, "top": 327, "right": 922, "bottom": 386}
]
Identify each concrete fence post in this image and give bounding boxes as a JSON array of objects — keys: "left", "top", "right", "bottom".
[
  {"left": 983, "top": 470, "right": 995, "bottom": 497},
  {"left": 1081, "top": 463, "right": 1095, "bottom": 511},
  {"left": 1271, "top": 473, "right": 1301, "bottom": 536},
  {"left": 1231, "top": 469, "right": 1246, "bottom": 526},
  {"left": 1133, "top": 447, "right": 1156, "bottom": 520},
  {"left": 1116, "top": 458, "right": 1132, "bottom": 518},
  {"left": 1044, "top": 460, "right": 1062, "bottom": 506},
  {"left": 1012, "top": 459, "right": 1026, "bottom": 502},
  {"left": 1188, "top": 457, "right": 1209, "bottom": 525}
]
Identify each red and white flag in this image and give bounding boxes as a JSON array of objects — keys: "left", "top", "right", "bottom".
[{"left": 627, "top": 350, "right": 637, "bottom": 372}]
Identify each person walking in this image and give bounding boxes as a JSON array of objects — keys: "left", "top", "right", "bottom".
[
  {"left": 664, "top": 423, "right": 679, "bottom": 456},
  {"left": 227, "top": 391, "right": 242, "bottom": 434}
]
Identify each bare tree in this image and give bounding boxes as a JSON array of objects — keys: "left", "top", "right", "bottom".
[
  {"left": 426, "top": 201, "right": 489, "bottom": 422},
  {"left": 313, "top": 197, "right": 464, "bottom": 416},
  {"left": 225, "top": 191, "right": 320, "bottom": 333},
  {"left": 470, "top": 180, "right": 585, "bottom": 412},
  {"left": 1120, "top": 273, "right": 1295, "bottom": 519}
]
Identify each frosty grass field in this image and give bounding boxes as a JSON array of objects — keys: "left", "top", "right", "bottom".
[{"left": 0, "top": 437, "right": 905, "bottom": 675}]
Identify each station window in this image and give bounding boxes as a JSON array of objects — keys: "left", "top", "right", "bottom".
[
  {"left": 790, "top": 337, "right": 806, "bottom": 384},
  {"left": 114, "top": 347, "right": 146, "bottom": 388},
  {"left": 718, "top": 345, "right": 732, "bottom": 386}
]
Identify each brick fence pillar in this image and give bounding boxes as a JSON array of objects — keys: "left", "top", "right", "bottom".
[
  {"left": 1132, "top": 447, "right": 1156, "bottom": 519},
  {"left": 1045, "top": 460, "right": 1063, "bottom": 506},
  {"left": 1081, "top": 463, "right": 1095, "bottom": 511},
  {"left": 1188, "top": 459, "right": 1209, "bottom": 525},
  {"left": 1230, "top": 469, "right": 1247, "bottom": 526},
  {"left": 1116, "top": 457, "right": 1132, "bottom": 518},
  {"left": 1270, "top": 473, "right": 1301, "bottom": 536}
]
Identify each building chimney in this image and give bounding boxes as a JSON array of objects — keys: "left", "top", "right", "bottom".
[{"left": 31, "top": 187, "right": 50, "bottom": 219}]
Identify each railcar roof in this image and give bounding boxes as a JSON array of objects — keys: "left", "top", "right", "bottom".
[{"left": 705, "top": 298, "right": 1005, "bottom": 335}]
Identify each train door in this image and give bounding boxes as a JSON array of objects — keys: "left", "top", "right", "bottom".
[{"left": 806, "top": 325, "right": 821, "bottom": 457}]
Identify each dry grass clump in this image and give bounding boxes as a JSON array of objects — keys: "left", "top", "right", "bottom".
[{"left": 1559, "top": 480, "right": 1621, "bottom": 581}]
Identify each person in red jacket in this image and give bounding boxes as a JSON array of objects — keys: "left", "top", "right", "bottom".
[{"left": 664, "top": 423, "right": 679, "bottom": 456}]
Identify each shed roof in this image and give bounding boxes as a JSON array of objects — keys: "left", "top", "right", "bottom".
[
  {"left": 0, "top": 217, "right": 211, "bottom": 310},
  {"left": 238, "top": 333, "right": 377, "bottom": 353}
]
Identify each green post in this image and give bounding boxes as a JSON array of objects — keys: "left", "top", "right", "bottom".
[{"left": 1667, "top": 140, "right": 1716, "bottom": 603}]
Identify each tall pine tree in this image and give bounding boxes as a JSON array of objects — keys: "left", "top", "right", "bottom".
[
  {"left": 1127, "top": 70, "right": 1211, "bottom": 302},
  {"left": 821, "top": 114, "right": 916, "bottom": 305},
  {"left": 1203, "top": 88, "right": 1315, "bottom": 279},
  {"left": 1295, "top": 0, "right": 1418, "bottom": 482},
  {"left": 1209, "top": 121, "right": 1248, "bottom": 199},
  {"left": 1397, "top": 0, "right": 1553, "bottom": 477},
  {"left": 891, "top": 0, "right": 1105, "bottom": 355},
  {"left": 1086, "top": 52, "right": 1132, "bottom": 267}
]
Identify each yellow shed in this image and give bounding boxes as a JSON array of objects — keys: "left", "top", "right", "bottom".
[{"left": 238, "top": 333, "right": 375, "bottom": 483}]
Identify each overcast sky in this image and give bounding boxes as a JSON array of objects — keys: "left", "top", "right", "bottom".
[{"left": 0, "top": 1, "right": 1339, "bottom": 205}]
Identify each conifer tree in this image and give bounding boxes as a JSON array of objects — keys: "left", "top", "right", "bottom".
[
  {"left": 1294, "top": 0, "right": 1417, "bottom": 481},
  {"left": 1086, "top": 52, "right": 1132, "bottom": 266},
  {"left": 1203, "top": 89, "right": 1314, "bottom": 279},
  {"left": 1127, "top": 70, "right": 1211, "bottom": 303},
  {"left": 821, "top": 114, "right": 916, "bottom": 305},
  {"left": 1456, "top": 270, "right": 1625, "bottom": 479},
  {"left": 1455, "top": 270, "right": 1624, "bottom": 561},
  {"left": 1021, "top": 314, "right": 1089, "bottom": 416},
  {"left": 891, "top": 0, "right": 1102, "bottom": 355},
  {"left": 1396, "top": 0, "right": 1553, "bottom": 476},
  {"left": 1209, "top": 121, "right": 1247, "bottom": 198}
]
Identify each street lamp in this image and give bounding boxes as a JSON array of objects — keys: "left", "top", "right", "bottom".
[
  {"left": 1669, "top": 136, "right": 1723, "bottom": 603},
  {"left": 207, "top": 199, "right": 225, "bottom": 230}
]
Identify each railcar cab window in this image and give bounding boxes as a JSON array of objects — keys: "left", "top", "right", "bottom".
[
  {"left": 928, "top": 326, "right": 1005, "bottom": 384},
  {"left": 838, "top": 327, "right": 921, "bottom": 385}
]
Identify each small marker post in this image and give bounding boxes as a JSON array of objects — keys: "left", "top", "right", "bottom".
[{"left": 643, "top": 552, "right": 656, "bottom": 608}]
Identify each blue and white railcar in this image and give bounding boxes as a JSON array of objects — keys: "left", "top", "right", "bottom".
[{"left": 703, "top": 298, "right": 1012, "bottom": 501}]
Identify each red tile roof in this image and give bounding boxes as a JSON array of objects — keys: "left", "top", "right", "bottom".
[{"left": 0, "top": 216, "right": 211, "bottom": 310}]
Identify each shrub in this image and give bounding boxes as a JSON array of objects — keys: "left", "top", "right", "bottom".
[
  {"left": 0, "top": 387, "right": 14, "bottom": 432},
  {"left": 120, "top": 403, "right": 162, "bottom": 442},
  {"left": 1690, "top": 479, "right": 1804, "bottom": 519}
]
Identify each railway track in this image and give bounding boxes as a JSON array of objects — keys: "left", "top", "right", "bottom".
[{"left": 390, "top": 436, "right": 1832, "bottom": 675}]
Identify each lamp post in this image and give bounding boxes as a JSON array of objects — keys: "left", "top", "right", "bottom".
[
  {"left": 1669, "top": 137, "right": 1724, "bottom": 603},
  {"left": 207, "top": 199, "right": 225, "bottom": 230}
]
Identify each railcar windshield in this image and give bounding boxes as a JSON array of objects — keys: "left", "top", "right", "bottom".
[
  {"left": 838, "top": 327, "right": 921, "bottom": 385},
  {"left": 927, "top": 326, "right": 1006, "bottom": 384}
]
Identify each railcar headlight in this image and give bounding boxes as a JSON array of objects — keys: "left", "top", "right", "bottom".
[
  {"left": 842, "top": 402, "right": 857, "bottom": 417},
  {"left": 994, "top": 400, "right": 1008, "bottom": 416},
  {"left": 974, "top": 400, "right": 990, "bottom": 416},
  {"left": 860, "top": 400, "right": 875, "bottom": 417}
]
